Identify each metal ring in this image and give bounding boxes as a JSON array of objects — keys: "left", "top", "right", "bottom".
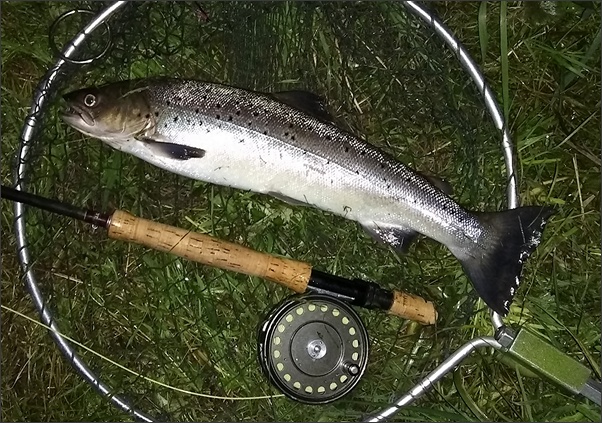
[{"left": 48, "top": 9, "right": 113, "bottom": 65}]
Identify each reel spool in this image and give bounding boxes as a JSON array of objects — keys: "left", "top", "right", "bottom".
[{"left": 257, "top": 294, "right": 369, "bottom": 404}]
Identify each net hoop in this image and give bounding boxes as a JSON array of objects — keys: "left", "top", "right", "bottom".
[{"left": 12, "top": 1, "right": 518, "bottom": 420}]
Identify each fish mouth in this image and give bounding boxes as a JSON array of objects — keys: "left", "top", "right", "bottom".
[{"left": 61, "top": 103, "right": 95, "bottom": 128}]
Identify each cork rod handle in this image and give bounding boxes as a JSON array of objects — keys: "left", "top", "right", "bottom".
[
  {"left": 108, "top": 210, "right": 312, "bottom": 292},
  {"left": 388, "top": 291, "right": 437, "bottom": 325},
  {"left": 107, "top": 210, "right": 437, "bottom": 324}
]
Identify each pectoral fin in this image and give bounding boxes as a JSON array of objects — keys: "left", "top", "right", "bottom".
[
  {"left": 137, "top": 136, "right": 205, "bottom": 160},
  {"left": 267, "top": 191, "right": 309, "bottom": 207},
  {"left": 361, "top": 223, "right": 419, "bottom": 254}
]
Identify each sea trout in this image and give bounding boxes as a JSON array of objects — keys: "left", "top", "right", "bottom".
[{"left": 61, "top": 78, "right": 553, "bottom": 316}]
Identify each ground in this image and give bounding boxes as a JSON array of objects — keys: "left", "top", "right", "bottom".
[{"left": 1, "top": 2, "right": 600, "bottom": 422}]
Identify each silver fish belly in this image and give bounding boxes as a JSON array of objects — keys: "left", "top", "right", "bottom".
[{"left": 130, "top": 80, "right": 481, "bottom": 255}]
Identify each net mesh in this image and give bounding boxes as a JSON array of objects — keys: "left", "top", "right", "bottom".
[{"left": 10, "top": 1, "right": 515, "bottom": 421}]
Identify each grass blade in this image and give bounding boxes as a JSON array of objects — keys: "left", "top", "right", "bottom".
[
  {"left": 478, "top": 1, "right": 489, "bottom": 63},
  {"left": 500, "top": 1, "right": 509, "bottom": 123}
]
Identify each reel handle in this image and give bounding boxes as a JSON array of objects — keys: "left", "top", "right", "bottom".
[{"left": 108, "top": 210, "right": 437, "bottom": 324}]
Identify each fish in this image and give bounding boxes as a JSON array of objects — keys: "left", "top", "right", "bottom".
[{"left": 61, "top": 77, "right": 553, "bottom": 316}]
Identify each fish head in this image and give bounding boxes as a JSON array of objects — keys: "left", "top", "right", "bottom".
[{"left": 61, "top": 81, "right": 154, "bottom": 142}]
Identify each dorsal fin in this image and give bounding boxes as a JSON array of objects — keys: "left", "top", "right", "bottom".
[{"left": 271, "top": 90, "right": 334, "bottom": 123}]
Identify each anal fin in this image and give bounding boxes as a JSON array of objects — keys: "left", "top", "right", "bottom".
[{"left": 361, "top": 223, "right": 419, "bottom": 254}]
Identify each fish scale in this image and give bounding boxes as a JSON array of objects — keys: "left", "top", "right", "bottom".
[
  {"left": 61, "top": 77, "right": 554, "bottom": 315},
  {"left": 146, "top": 80, "right": 480, "bottom": 249}
]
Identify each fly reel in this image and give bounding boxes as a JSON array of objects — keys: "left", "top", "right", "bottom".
[{"left": 257, "top": 293, "right": 369, "bottom": 404}]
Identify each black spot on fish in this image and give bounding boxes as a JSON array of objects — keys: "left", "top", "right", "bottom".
[
  {"left": 236, "top": 110, "right": 241, "bottom": 116},
  {"left": 326, "top": 135, "right": 332, "bottom": 141},
  {"left": 380, "top": 163, "right": 385, "bottom": 168},
  {"left": 195, "top": 108, "right": 199, "bottom": 113},
  {"left": 154, "top": 111, "right": 159, "bottom": 117},
  {"left": 216, "top": 104, "right": 222, "bottom": 109},
  {"left": 216, "top": 114, "right": 221, "bottom": 120},
  {"left": 387, "top": 184, "right": 391, "bottom": 189},
  {"left": 137, "top": 112, "right": 141, "bottom": 118},
  {"left": 360, "top": 150, "right": 366, "bottom": 156},
  {"left": 344, "top": 146, "right": 349, "bottom": 152},
  {"left": 247, "top": 121, "right": 252, "bottom": 126},
  {"left": 174, "top": 116, "right": 179, "bottom": 122},
  {"left": 239, "top": 139, "right": 244, "bottom": 143},
  {"left": 263, "top": 130, "right": 268, "bottom": 135},
  {"left": 291, "top": 135, "right": 295, "bottom": 141},
  {"left": 284, "top": 132, "right": 289, "bottom": 137},
  {"left": 253, "top": 111, "right": 259, "bottom": 117},
  {"left": 355, "top": 170, "right": 359, "bottom": 174},
  {"left": 166, "top": 101, "right": 171, "bottom": 106},
  {"left": 288, "top": 123, "right": 294, "bottom": 129},
  {"left": 228, "top": 115, "right": 233, "bottom": 121},
  {"left": 145, "top": 113, "right": 150, "bottom": 119},
  {"left": 202, "top": 95, "right": 208, "bottom": 100}
]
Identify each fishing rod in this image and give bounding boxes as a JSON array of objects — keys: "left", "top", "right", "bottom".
[
  {"left": 9, "top": 181, "right": 600, "bottom": 411},
  {"left": 1, "top": 184, "right": 437, "bottom": 325}
]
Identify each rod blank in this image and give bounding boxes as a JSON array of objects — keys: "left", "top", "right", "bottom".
[
  {"left": 1, "top": 185, "right": 110, "bottom": 227},
  {"left": 1, "top": 185, "right": 437, "bottom": 324}
]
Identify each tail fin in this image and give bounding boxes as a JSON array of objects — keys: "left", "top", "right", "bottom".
[{"left": 459, "top": 206, "right": 554, "bottom": 316}]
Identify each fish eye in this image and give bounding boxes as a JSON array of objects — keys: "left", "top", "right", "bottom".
[{"left": 84, "top": 94, "right": 97, "bottom": 107}]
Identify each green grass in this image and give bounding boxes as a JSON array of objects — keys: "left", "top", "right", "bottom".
[{"left": 2, "top": 1, "right": 600, "bottom": 422}]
